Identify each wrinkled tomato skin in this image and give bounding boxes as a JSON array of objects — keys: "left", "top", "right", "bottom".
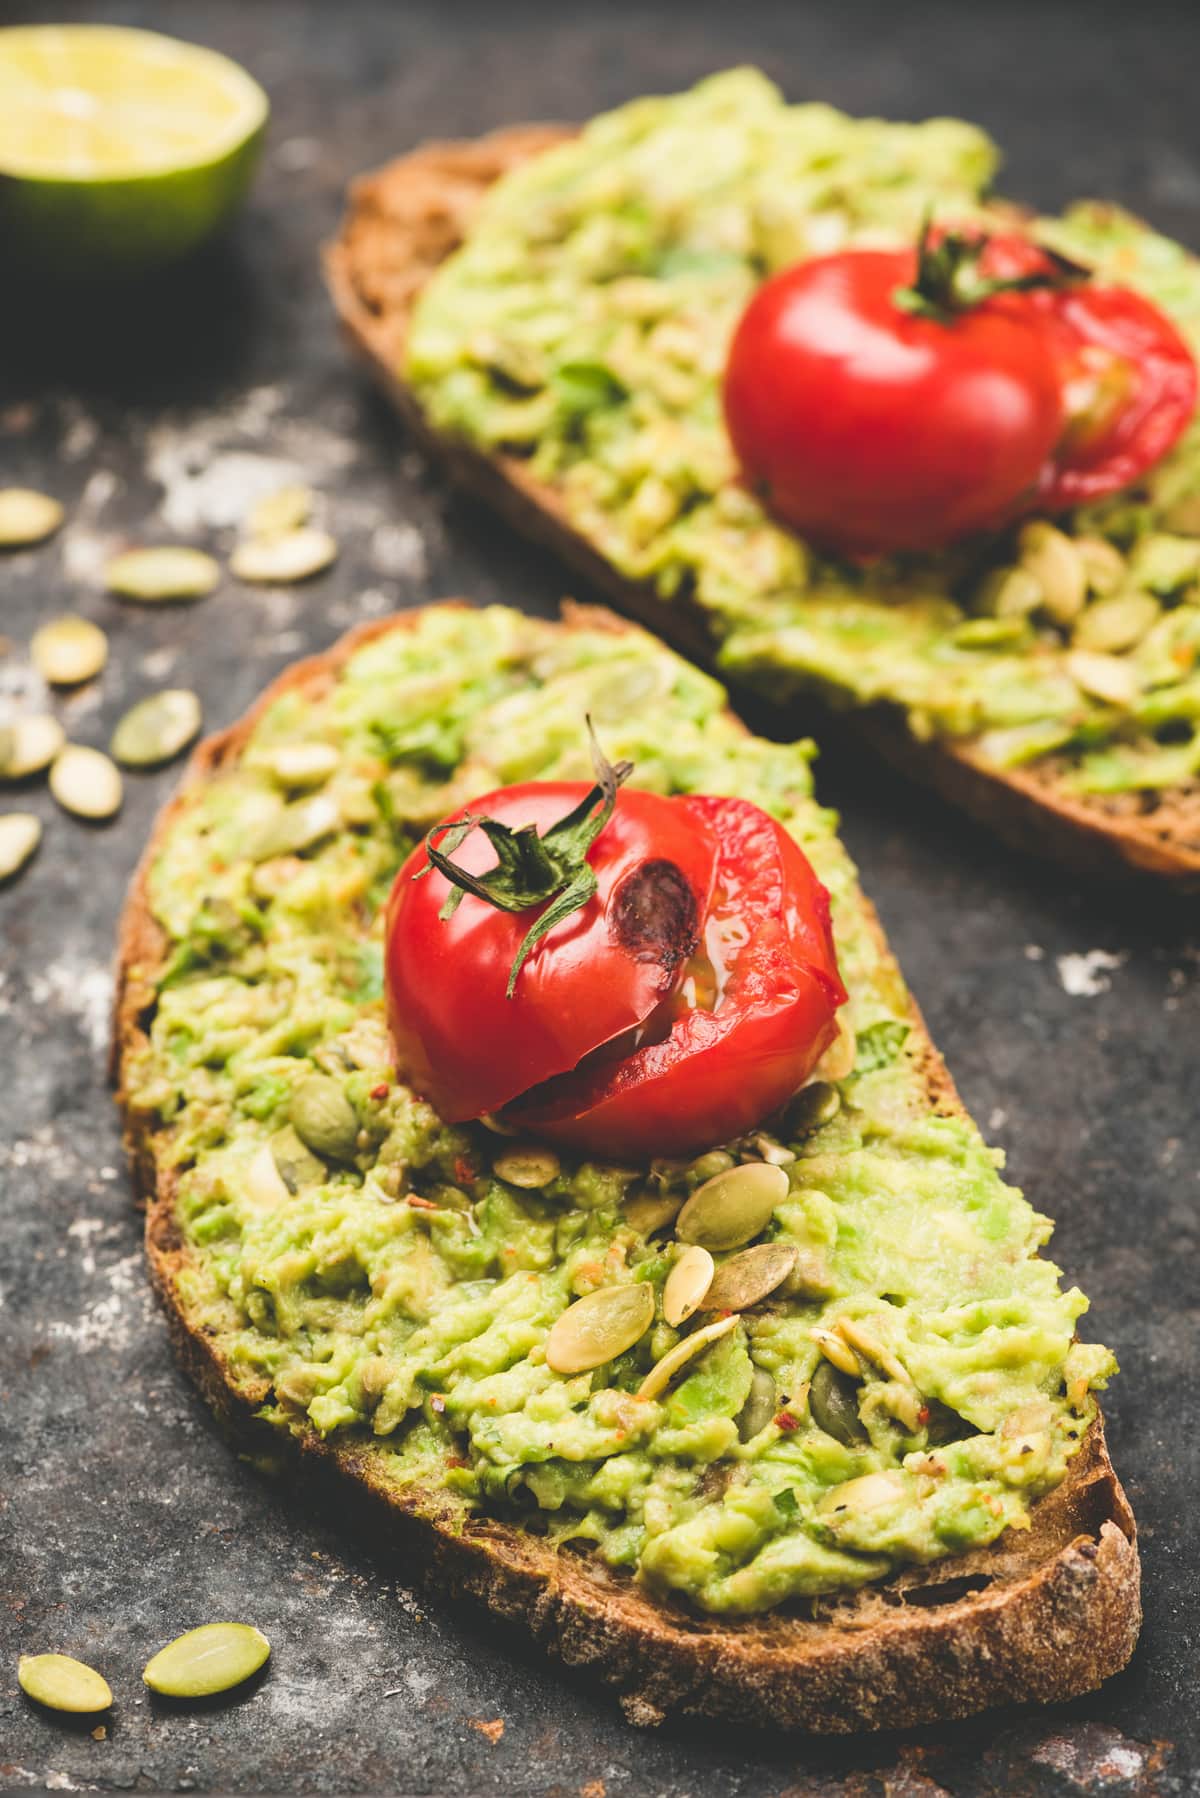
[
  {"left": 505, "top": 797, "right": 847, "bottom": 1160},
  {"left": 723, "top": 248, "right": 1064, "bottom": 557},
  {"left": 385, "top": 783, "right": 719, "bottom": 1122}
]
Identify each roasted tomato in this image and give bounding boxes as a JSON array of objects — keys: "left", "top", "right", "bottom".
[
  {"left": 385, "top": 737, "right": 846, "bottom": 1158},
  {"left": 723, "top": 225, "right": 1195, "bottom": 558}
]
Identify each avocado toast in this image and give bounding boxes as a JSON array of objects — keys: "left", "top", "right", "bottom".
[
  {"left": 326, "top": 70, "right": 1200, "bottom": 881},
  {"left": 114, "top": 602, "right": 1138, "bottom": 1731}
]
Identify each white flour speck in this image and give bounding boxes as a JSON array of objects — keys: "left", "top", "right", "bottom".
[
  {"left": 1056, "top": 949, "right": 1126, "bottom": 997},
  {"left": 28, "top": 958, "right": 114, "bottom": 1052},
  {"left": 371, "top": 521, "right": 428, "bottom": 581},
  {"left": 1024, "top": 943, "right": 1045, "bottom": 962},
  {"left": 47, "top": 1251, "right": 147, "bottom": 1354},
  {"left": 275, "top": 135, "right": 321, "bottom": 172}
]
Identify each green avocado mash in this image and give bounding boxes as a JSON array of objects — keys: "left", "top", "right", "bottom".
[
  {"left": 406, "top": 69, "right": 1200, "bottom": 801},
  {"left": 126, "top": 605, "right": 1114, "bottom": 1614}
]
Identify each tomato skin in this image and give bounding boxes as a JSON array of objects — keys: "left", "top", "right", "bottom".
[
  {"left": 723, "top": 248, "right": 1064, "bottom": 556},
  {"left": 385, "top": 783, "right": 719, "bottom": 1121},
  {"left": 505, "top": 797, "right": 846, "bottom": 1159}
]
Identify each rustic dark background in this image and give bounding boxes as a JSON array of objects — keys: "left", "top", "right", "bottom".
[{"left": 2, "top": 2, "right": 1198, "bottom": 1793}]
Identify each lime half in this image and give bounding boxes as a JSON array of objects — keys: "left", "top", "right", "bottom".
[{"left": 0, "top": 24, "right": 268, "bottom": 277}]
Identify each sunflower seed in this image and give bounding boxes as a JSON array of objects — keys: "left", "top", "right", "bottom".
[
  {"left": 545, "top": 1282, "right": 654, "bottom": 1375},
  {"left": 0, "top": 715, "right": 64, "bottom": 779},
  {"left": 662, "top": 1244, "right": 714, "bottom": 1327},
  {"left": 0, "top": 813, "right": 42, "bottom": 880},
  {"left": 620, "top": 1190, "right": 683, "bottom": 1237},
  {"left": 111, "top": 690, "right": 202, "bottom": 768},
  {"left": 636, "top": 1312, "right": 739, "bottom": 1400},
  {"left": 142, "top": 1623, "right": 270, "bottom": 1698},
  {"left": 253, "top": 742, "right": 339, "bottom": 789},
  {"left": 493, "top": 1145, "right": 561, "bottom": 1188},
  {"left": 244, "top": 1142, "right": 291, "bottom": 1211},
  {"left": 819, "top": 1471, "right": 908, "bottom": 1517},
  {"left": 736, "top": 1366, "right": 777, "bottom": 1442},
  {"left": 230, "top": 528, "right": 337, "bottom": 585},
  {"left": 49, "top": 745, "right": 122, "bottom": 819},
  {"left": 247, "top": 484, "right": 313, "bottom": 540},
  {"left": 1066, "top": 648, "right": 1141, "bottom": 708},
  {"left": 18, "top": 1653, "right": 112, "bottom": 1713},
  {"left": 104, "top": 546, "right": 220, "bottom": 602},
  {"left": 676, "top": 1161, "right": 787, "bottom": 1251},
  {"left": 290, "top": 1074, "right": 359, "bottom": 1162},
  {"left": 811, "top": 1325, "right": 862, "bottom": 1377},
  {"left": 1072, "top": 591, "right": 1159, "bottom": 655},
  {"left": 809, "top": 1359, "right": 868, "bottom": 1446},
  {"left": 703, "top": 1242, "right": 798, "bottom": 1313},
  {"left": 1018, "top": 521, "right": 1086, "bottom": 625},
  {"left": 0, "top": 489, "right": 64, "bottom": 547},
  {"left": 30, "top": 615, "right": 107, "bottom": 685},
  {"left": 814, "top": 1017, "right": 856, "bottom": 1082}
]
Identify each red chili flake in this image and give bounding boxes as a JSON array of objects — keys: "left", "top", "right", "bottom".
[
  {"left": 446, "top": 1455, "right": 469, "bottom": 1469},
  {"left": 917, "top": 1406, "right": 931, "bottom": 1426},
  {"left": 407, "top": 1195, "right": 440, "bottom": 1212},
  {"left": 454, "top": 1156, "right": 476, "bottom": 1185},
  {"left": 774, "top": 1410, "right": 800, "bottom": 1433},
  {"left": 371, "top": 1083, "right": 390, "bottom": 1101},
  {"left": 430, "top": 1394, "right": 446, "bottom": 1414}
]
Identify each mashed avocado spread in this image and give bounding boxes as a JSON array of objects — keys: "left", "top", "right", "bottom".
[
  {"left": 407, "top": 69, "right": 1200, "bottom": 801},
  {"left": 126, "top": 606, "right": 1114, "bottom": 1614}
]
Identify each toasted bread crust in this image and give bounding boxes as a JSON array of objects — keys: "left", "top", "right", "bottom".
[
  {"left": 324, "top": 128, "right": 1200, "bottom": 885},
  {"left": 114, "top": 604, "right": 1140, "bottom": 1733}
]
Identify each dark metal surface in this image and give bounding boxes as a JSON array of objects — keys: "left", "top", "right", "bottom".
[{"left": 2, "top": 2, "right": 1197, "bottom": 1792}]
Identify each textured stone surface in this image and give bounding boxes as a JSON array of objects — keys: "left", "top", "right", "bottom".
[{"left": 1, "top": 1, "right": 1197, "bottom": 1792}]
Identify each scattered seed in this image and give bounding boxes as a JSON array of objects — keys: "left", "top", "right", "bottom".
[
  {"left": 0, "top": 714, "right": 64, "bottom": 779},
  {"left": 811, "top": 1325, "right": 862, "bottom": 1378},
  {"left": 636, "top": 1312, "right": 739, "bottom": 1401},
  {"left": 809, "top": 1359, "right": 868, "bottom": 1446},
  {"left": 676, "top": 1161, "right": 788, "bottom": 1251},
  {"left": 782, "top": 1081, "right": 841, "bottom": 1138},
  {"left": 749, "top": 1133, "right": 796, "bottom": 1167},
  {"left": 952, "top": 616, "right": 1031, "bottom": 650},
  {"left": 230, "top": 527, "right": 338, "bottom": 585},
  {"left": 819, "top": 1471, "right": 907, "bottom": 1517},
  {"left": 104, "top": 546, "right": 220, "bottom": 602},
  {"left": 703, "top": 1242, "right": 798, "bottom": 1313},
  {"left": 735, "top": 1366, "right": 777, "bottom": 1442},
  {"left": 142, "top": 1623, "right": 270, "bottom": 1699},
  {"left": 30, "top": 615, "right": 107, "bottom": 685},
  {"left": 111, "top": 690, "right": 202, "bottom": 768},
  {"left": 815, "top": 1017, "right": 856, "bottom": 1082},
  {"left": 545, "top": 1282, "right": 655, "bottom": 1376},
  {"left": 837, "top": 1317, "right": 911, "bottom": 1386},
  {"left": 974, "top": 564, "right": 1042, "bottom": 619},
  {"left": 1066, "top": 648, "right": 1141, "bottom": 708},
  {"left": 1075, "top": 534, "right": 1126, "bottom": 596},
  {"left": 1018, "top": 521, "right": 1086, "bottom": 625},
  {"left": 269, "top": 1125, "right": 327, "bottom": 1193},
  {"left": 0, "top": 489, "right": 64, "bottom": 548},
  {"left": 253, "top": 741, "right": 339, "bottom": 789},
  {"left": 247, "top": 484, "right": 313, "bottom": 540},
  {"left": 49, "top": 745, "right": 122, "bottom": 820},
  {"left": 662, "top": 1244, "right": 714, "bottom": 1327},
  {"left": 1072, "top": 590, "right": 1159, "bottom": 655},
  {"left": 244, "top": 1142, "right": 291, "bottom": 1211},
  {"left": 620, "top": 1190, "right": 683, "bottom": 1237},
  {"left": 18, "top": 1653, "right": 112, "bottom": 1713},
  {"left": 290, "top": 1074, "right": 359, "bottom": 1163},
  {"left": 686, "top": 1149, "right": 735, "bottom": 1185},
  {"left": 0, "top": 813, "right": 42, "bottom": 880},
  {"left": 493, "top": 1145, "right": 561, "bottom": 1188},
  {"left": 252, "top": 792, "right": 340, "bottom": 860}
]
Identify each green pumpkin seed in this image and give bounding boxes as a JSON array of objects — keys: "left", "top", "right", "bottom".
[
  {"left": 703, "top": 1242, "right": 798, "bottom": 1313},
  {"left": 268, "top": 1125, "right": 327, "bottom": 1192},
  {"left": 18, "top": 1652, "right": 112, "bottom": 1713},
  {"left": 545, "top": 1282, "right": 654, "bottom": 1376},
  {"left": 637, "top": 1312, "right": 739, "bottom": 1400},
  {"left": 290, "top": 1074, "right": 359, "bottom": 1163},
  {"left": 1019, "top": 521, "right": 1087, "bottom": 625},
  {"left": 247, "top": 484, "right": 313, "bottom": 540},
  {"left": 1072, "top": 590, "right": 1159, "bottom": 655},
  {"left": 676, "top": 1161, "right": 787, "bottom": 1251},
  {"left": 736, "top": 1367, "right": 777, "bottom": 1442},
  {"left": 815, "top": 1017, "right": 856, "bottom": 1082},
  {"left": 0, "top": 813, "right": 42, "bottom": 880},
  {"left": 809, "top": 1359, "right": 868, "bottom": 1446},
  {"left": 1066, "top": 648, "right": 1141, "bottom": 708},
  {"left": 105, "top": 546, "right": 220, "bottom": 602},
  {"left": 49, "top": 745, "right": 122, "bottom": 819},
  {"left": 686, "top": 1149, "right": 735, "bottom": 1186},
  {"left": 973, "top": 564, "right": 1041, "bottom": 619},
  {"left": 1075, "top": 535, "right": 1126, "bottom": 596},
  {"left": 0, "top": 488, "right": 64, "bottom": 547},
  {"left": 252, "top": 792, "right": 340, "bottom": 861},
  {"left": 142, "top": 1622, "right": 270, "bottom": 1698},
  {"left": 952, "top": 616, "right": 1031, "bottom": 650},
  {"left": 111, "top": 690, "right": 202, "bottom": 768},
  {"left": 230, "top": 528, "right": 337, "bottom": 585},
  {"left": 0, "top": 714, "right": 65, "bottom": 779},
  {"left": 30, "top": 615, "right": 107, "bottom": 685},
  {"left": 253, "top": 742, "right": 339, "bottom": 790},
  {"left": 620, "top": 1190, "right": 682, "bottom": 1237},
  {"left": 782, "top": 1081, "right": 841, "bottom": 1138},
  {"left": 493, "top": 1145, "right": 561, "bottom": 1188},
  {"left": 662, "top": 1244, "right": 714, "bottom": 1327},
  {"left": 244, "top": 1142, "right": 291, "bottom": 1211}
]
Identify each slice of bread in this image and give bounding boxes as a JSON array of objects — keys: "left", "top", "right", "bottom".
[
  {"left": 324, "top": 127, "right": 1200, "bottom": 885},
  {"left": 114, "top": 604, "right": 1140, "bottom": 1733}
]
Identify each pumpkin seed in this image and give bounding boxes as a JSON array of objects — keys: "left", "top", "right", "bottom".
[
  {"left": 49, "top": 745, "right": 122, "bottom": 819},
  {"left": 0, "top": 488, "right": 64, "bottom": 547},
  {"left": 676, "top": 1161, "right": 787, "bottom": 1251},
  {"left": 974, "top": 564, "right": 1042, "bottom": 619},
  {"left": 662, "top": 1244, "right": 714, "bottom": 1327},
  {"left": 0, "top": 812, "right": 41, "bottom": 880},
  {"left": 809, "top": 1359, "right": 868, "bottom": 1446},
  {"left": 290, "top": 1074, "right": 359, "bottom": 1162},
  {"left": 1072, "top": 590, "right": 1159, "bottom": 655},
  {"left": 247, "top": 484, "right": 312, "bottom": 540},
  {"left": 819, "top": 1471, "right": 907, "bottom": 1517},
  {"left": 952, "top": 616, "right": 1030, "bottom": 650},
  {"left": 253, "top": 742, "right": 339, "bottom": 790},
  {"left": 636, "top": 1312, "right": 739, "bottom": 1401},
  {"left": 142, "top": 1622, "right": 270, "bottom": 1698},
  {"left": 686, "top": 1149, "right": 735, "bottom": 1185},
  {"left": 104, "top": 546, "right": 220, "bottom": 602},
  {"left": 111, "top": 690, "right": 202, "bottom": 768},
  {"left": 269, "top": 1125, "right": 327, "bottom": 1193},
  {"left": 252, "top": 792, "right": 339, "bottom": 860},
  {"left": 230, "top": 527, "right": 337, "bottom": 585},
  {"left": 749, "top": 1133, "right": 795, "bottom": 1167},
  {"left": 1066, "top": 648, "right": 1141, "bottom": 708},
  {"left": 735, "top": 1367, "right": 777, "bottom": 1442},
  {"left": 244, "top": 1142, "right": 291, "bottom": 1211},
  {"left": 546, "top": 1282, "right": 655, "bottom": 1376},
  {"left": 703, "top": 1242, "right": 798, "bottom": 1313},
  {"left": 18, "top": 1653, "right": 112, "bottom": 1713},
  {"left": 1019, "top": 521, "right": 1087, "bottom": 625},
  {"left": 815, "top": 1016, "right": 856, "bottom": 1083},
  {"left": 0, "top": 714, "right": 64, "bottom": 779},
  {"left": 493, "top": 1145, "right": 561, "bottom": 1188},
  {"left": 620, "top": 1190, "right": 683, "bottom": 1237},
  {"left": 782, "top": 1080, "right": 841, "bottom": 1137},
  {"left": 1075, "top": 535, "right": 1126, "bottom": 596},
  {"left": 30, "top": 615, "right": 107, "bottom": 685}
]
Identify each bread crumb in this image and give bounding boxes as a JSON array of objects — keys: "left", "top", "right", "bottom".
[
  {"left": 1056, "top": 950, "right": 1125, "bottom": 996},
  {"left": 467, "top": 1716, "right": 505, "bottom": 1744}
]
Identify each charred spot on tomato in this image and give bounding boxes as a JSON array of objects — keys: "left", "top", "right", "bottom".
[{"left": 609, "top": 858, "right": 699, "bottom": 972}]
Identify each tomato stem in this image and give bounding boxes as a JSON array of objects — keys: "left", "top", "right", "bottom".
[
  {"left": 419, "top": 720, "right": 633, "bottom": 997},
  {"left": 893, "top": 218, "right": 1087, "bottom": 322}
]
